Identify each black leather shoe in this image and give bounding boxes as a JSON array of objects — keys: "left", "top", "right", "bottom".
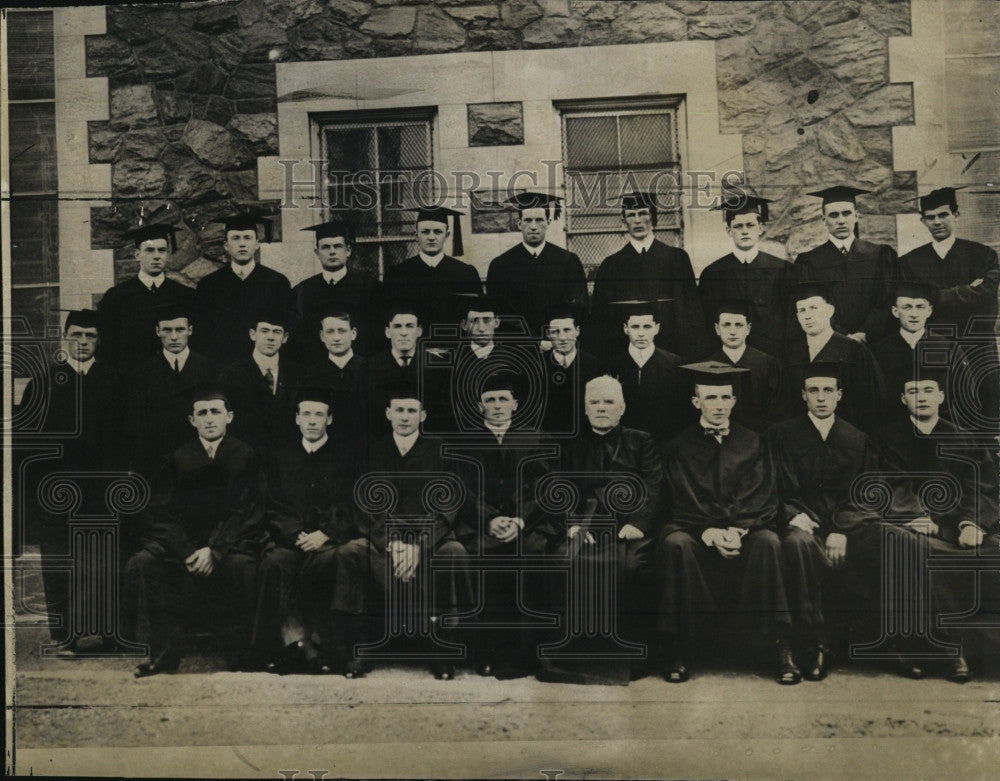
[
  {"left": 946, "top": 656, "right": 971, "bottom": 683},
  {"left": 804, "top": 645, "right": 830, "bottom": 681},
  {"left": 431, "top": 661, "right": 456, "bottom": 680},
  {"left": 134, "top": 653, "right": 180, "bottom": 678},
  {"left": 344, "top": 658, "right": 369, "bottom": 679},
  {"left": 776, "top": 643, "right": 802, "bottom": 685},
  {"left": 898, "top": 657, "right": 924, "bottom": 679},
  {"left": 663, "top": 655, "right": 689, "bottom": 684}
]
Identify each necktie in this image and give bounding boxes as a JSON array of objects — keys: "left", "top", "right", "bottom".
[
  {"left": 205, "top": 443, "right": 215, "bottom": 460},
  {"left": 173, "top": 359, "right": 180, "bottom": 374},
  {"left": 704, "top": 427, "right": 729, "bottom": 438},
  {"left": 400, "top": 355, "right": 411, "bottom": 367},
  {"left": 264, "top": 367, "right": 275, "bottom": 394},
  {"left": 839, "top": 245, "right": 848, "bottom": 256}
]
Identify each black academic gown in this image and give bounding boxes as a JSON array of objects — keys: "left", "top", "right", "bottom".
[
  {"left": 590, "top": 240, "right": 711, "bottom": 361},
  {"left": 792, "top": 238, "right": 897, "bottom": 342},
  {"left": 194, "top": 262, "right": 293, "bottom": 365},
  {"left": 540, "top": 348, "right": 606, "bottom": 437},
  {"left": 608, "top": 347, "right": 688, "bottom": 444},
  {"left": 486, "top": 242, "right": 588, "bottom": 336},
  {"left": 785, "top": 332, "right": 887, "bottom": 434},
  {"left": 288, "top": 270, "right": 382, "bottom": 364},
  {"left": 216, "top": 354, "right": 302, "bottom": 453},
  {"left": 382, "top": 254, "right": 482, "bottom": 332},
  {"left": 698, "top": 250, "right": 793, "bottom": 357},
  {"left": 706, "top": 346, "right": 790, "bottom": 432},
  {"left": 96, "top": 276, "right": 195, "bottom": 367},
  {"left": 128, "top": 350, "right": 217, "bottom": 476},
  {"left": 301, "top": 354, "right": 368, "bottom": 460}
]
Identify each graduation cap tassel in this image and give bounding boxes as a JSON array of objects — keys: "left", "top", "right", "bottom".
[{"left": 451, "top": 212, "right": 463, "bottom": 257}]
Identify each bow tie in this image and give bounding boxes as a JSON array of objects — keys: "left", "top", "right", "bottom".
[{"left": 703, "top": 427, "right": 729, "bottom": 438}]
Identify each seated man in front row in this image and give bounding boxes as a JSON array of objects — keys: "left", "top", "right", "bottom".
[
  {"left": 123, "top": 386, "right": 264, "bottom": 677},
  {"left": 253, "top": 386, "right": 359, "bottom": 675},
  {"left": 658, "top": 362, "right": 801, "bottom": 685},
  {"left": 334, "top": 384, "right": 470, "bottom": 680}
]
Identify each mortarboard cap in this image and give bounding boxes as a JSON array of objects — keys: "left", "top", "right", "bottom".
[
  {"left": 505, "top": 191, "right": 563, "bottom": 220},
  {"left": 609, "top": 298, "right": 672, "bottom": 323},
  {"left": 127, "top": 223, "right": 179, "bottom": 252},
  {"left": 221, "top": 213, "right": 273, "bottom": 243},
  {"left": 480, "top": 371, "right": 518, "bottom": 397},
  {"left": 186, "top": 382, "right": 230, "bottom": 409},
  {"left": 713, "top": 194, "right": 772, "bottom": 224},
  {"left": 800, "top": 360, "right": 844, "bottom": 385},
  {"left": 301, "top": 219, "right": 354, "bottom": 244},
  {"left": 384, "top": 380, "right": 422, "bottom": 407},
  {"left": 406, "top": 205, "right": 464, "bottom": 256},
  {"left": 806, "top": 186, "right": 870, "bottom": 206},
  {"left": 294, "top": 385, "right": 332, "bottom": 409},
  {"left": 891, "top": 280, "right": 938, "bottom": 306},
  {"left": 902, "top": 364, "right": 948, "bottom": 391},
  {"left": 251, "top": 306, "right": 295, "bottom": 330},
  {"left": 907, "top": 186, "right": 966, "bottom": 213},
  {"left": 381, "top": 297, "right": 425, "bottom": 326},
  {"left": 153, "top": 301, "right": 194, "bottom": 324},
  {"left": 58, "top": 309, "right": 100, "bottom": 331},
  {"left": 712, "top": 298, "right": 754, "bottom": 322},
  {"left": 791, "top": 280, "right": 834, "bottom": 306},
  {"left": 681, "top": 360, "right": 751, "bottom": 391}
]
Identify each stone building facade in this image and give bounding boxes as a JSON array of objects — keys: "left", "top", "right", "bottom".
[{"left": 5, "top": 0, "right": 998, "bottom": 318}]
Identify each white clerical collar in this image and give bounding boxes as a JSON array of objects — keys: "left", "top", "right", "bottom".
[
  {"left": 485, "top": 421, "right": 511, "bottom": 441},
  {"left": 733, "top": 247, "right": 759, "bottom": 264},
  {"left": 327, "top": 350, "right": 354, "bottom": 369},
  {"left": 722, "top": 344, "right": 747, "bottom": 364},
  {"left": 522, "top": 241, "right": 546, "bottom": 257},
  {"left": 932, "top": 235, "right": 956, "bottom": 259},
  {"left": 628, "top": 343, "right": 655, "bottom": 367},
  {"left": 138, "top": 270, "right": 163, "bottom": 290},
  {"left": 911, "top": 415, "right": 939, "bottom": 435},
  {"left": 393, "top": 430, "right": 419, "bottom": 456},
  {"left": 806, "top": 329, "right": 834, "bottom": 360},
  {"left": 899, "top": 328, "right": 924, "bottom": 349},
  {"left": 252, "top": 350, "right": 279, "bottom": 373},
  {"left": 829, "top": 236, "right": 854, "bottom": 253},
  {"left": 231, "top": 260, "right": 256, "bottom": 279},
  {"left": 66, "top": 356, "right": 95, "bottom": 375},
  {"left": 471, "top": 342, "right": 495, "bottom": 360},
  {"left": 302, "top": 434, "right": 328, "bottom": 454},
  {"left": 163, "top": 347, "right": 190, "bottom": 371},
  {"left": 553, "top": 348, "right": 577, "bottom": 367},
  {"left": 629, "top": 235, "right": 655, "bottom": 254},
  {"left": 418, "top": 251, "right": 444, "bottom": 268},
  {"left": 808, "top": 412, "right": 836, "bottom": 440},
  {"left": 322, "top": 267, "right": 348, "bottom": 285}
]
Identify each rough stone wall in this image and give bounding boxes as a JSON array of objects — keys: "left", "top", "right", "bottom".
[{"left": 85, "top": 0, "right": 913, "bottom": 282}]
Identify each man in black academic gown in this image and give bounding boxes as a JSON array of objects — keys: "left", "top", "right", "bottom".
[
  {"left": 539, "top": 307, "right": 605, "bottom": 436},
  {"left": 216, "top": 307, "right": 301, "bottom": 453},
  {"left": 767, "top": 363, "right": 883, "bottom": 681},
  {"left": 898, "top": 186, "right": 999, "bottom": 427},
  {"left": 123, "top": 387, "right": 265, "bottom": 676},
  {"left": 703, "top": 299, "right": 789, "bottom": 432},
  {"left": 97, "top": 224, "right": 195, "bottom": 367},
  {"left": 289, "top": 219, "right": 382, "bottom": 364},
  {"left": 128, "top": 302, "right": 216, "bottom": 477},
  {"left": 455, "top": 373, "right": 556, "bottom": 677},
  {"left": 606, "top": 300, "right": 687, "bottom": 444},
  {"left": 335, "top": 384, "right": 471, "bottom": 679},
  {"left": 590, "top": 191, "right": 710, "bottom": 361},
  {"left": 786, "top": 282, "right": 887, "bottom": 433},
  {"left": 874, "top": 368, "right": 1000, "bottom": 682},
  {"left": 381, "top": 205, "right": 482, "bottom": 334},
  {"left": 301, "top": 308, "right": 368, "bottom": 460},
  {"left": 870, "top": 280, "right": 968, "bottom": 422},
  {"left": 698, "top": 194, "right": 792, "bottom": 357},
  {"left": 486, "top": 191, "right": 587, "bottom": 337},
  {"left": 792, "top": 185, "right": 897, "bottom": 344},
  {"left": 658, "top": 363, "right": 800, "bottom": 685},
  {"left": 366, "top": 301, "right": 422, "bottom": 441},
  {"left": 194, "top": 214, "right": 293, "bottom": 365},
  {"left": 253, "top": 386, "right": 359, "bottom": 675},
  {"left": 32, "top": 310, "right": 125, "bottom": 653}
]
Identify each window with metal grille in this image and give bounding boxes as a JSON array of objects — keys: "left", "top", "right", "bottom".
[
  {"left": 314, "top": 110, "right": 435, "bottom": 280},
  {"left": 558, "top": 99, "right": 684, "bottom": 277}
]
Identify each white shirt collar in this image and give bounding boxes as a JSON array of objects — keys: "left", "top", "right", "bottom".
[
  {"left": 899, "top": 328, "right": 924, "bottom": 349},
  {"left": 628, "top": 235, "right": 655, "bottom": 254},
  {"left": 327, "top": 350, "right": 354, "bottom": 369},
  {"left": 137, "top": 270, "right": 163, "bottom": 290},
  {"left": 911, "top": 415, "right": 939, "bottom": 435},
  {"left": 485, "top": 420, "right": 511, "bottom": 442},
  {"left": 252, "top": 349, "right": 279, "bottom": 373},
  {"left": 392, "top": 431, "right": 419, "bottom": 456},
  {"left": 65, "top": 356, "right": 95, "bottom": 375},
  {"left": 722, "top": 344, "right": 747, "bottom": 363},
  {"left": 932, "top": 235, "right": 956, "bottom": 259},
  {"left": 733, "top": 247, "right": 759, "bottom": 264},
  {"left": 553, "top": 347, "right": 577, "bottom": 367},
  {"left": 829, "top": 236, "right": 854, "bottom": 253},
  {"left": 805, "top": 329, "right": 834, "bottom": 360},
  {"left": 163, "top": 347, "right": 190, "bottom": 371},
  {"left": 470, "top": 342, "right": 495, "bottom": 360},
  {"left": 391, "top": 347, "right": 414, "bottom": 364},
  {"left": 522, "top": 241, "right": 546, "bottom": 257},
  {"left": 808, "top": 412, "right": 836, "bottom": 440},
  {"left": 199, "top": 435, "right": 223, "bottom": 457},
  {"left": 302, "top": 434, "right": 328, "bottom": 454},
  {"left": 321, "top": 267, "right": 348, "bottom": 285},
  {"left": 231, "top": 260, "right": 256, "bottom": 279},
  {"left": 628, "top": 343, "right": 655, "bottom": 367},
  {"left": 418, "top": 251, "right": 444, "bottom": 268}
]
